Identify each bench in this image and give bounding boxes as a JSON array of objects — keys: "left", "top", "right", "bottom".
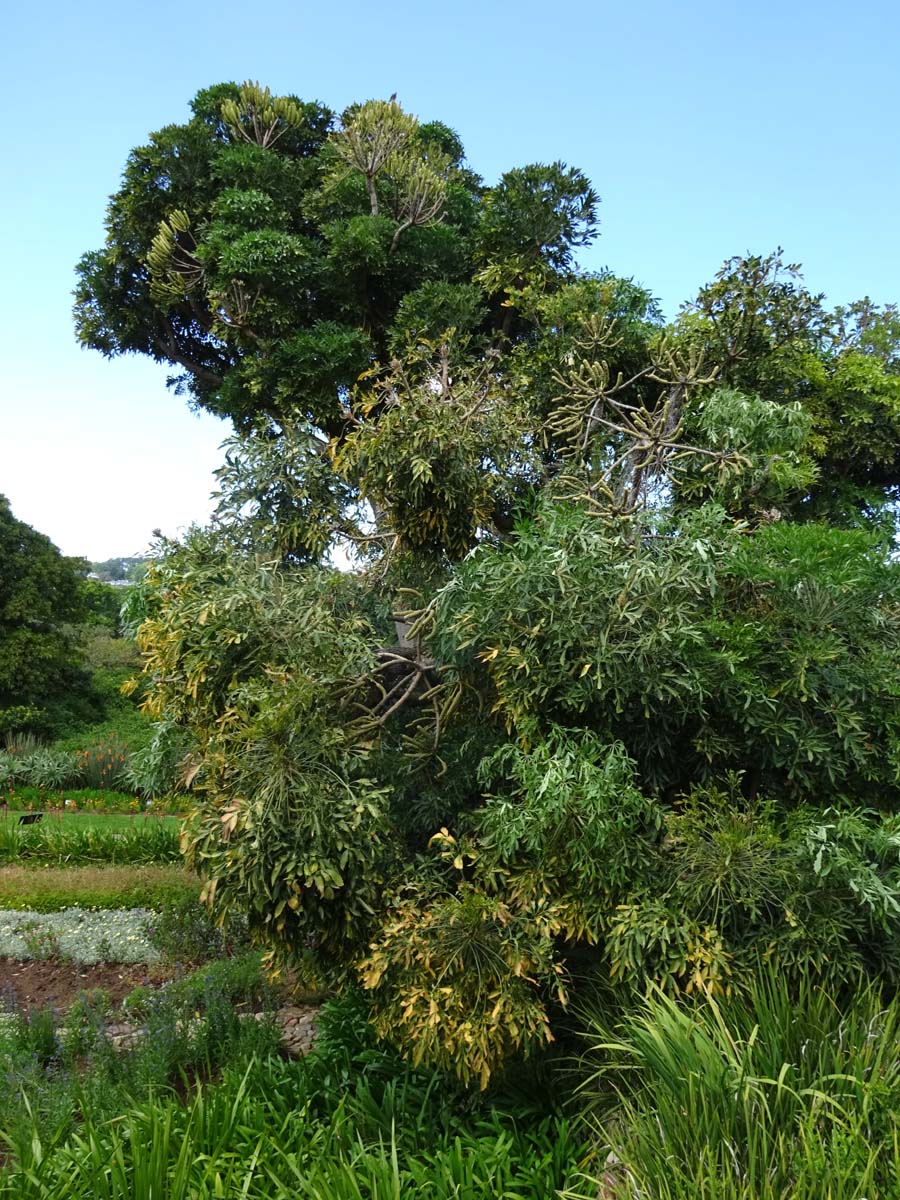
[{"left": 18, "top": 811, "right": 44, "bottom": 826}]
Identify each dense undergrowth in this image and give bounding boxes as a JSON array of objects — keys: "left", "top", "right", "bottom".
[{"left": 0, "top": 991, "right": 585, "bottom": 1199}]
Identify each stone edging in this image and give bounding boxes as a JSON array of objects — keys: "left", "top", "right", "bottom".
[{"left": 104, "top": 1003, "right": 318, "bottom": 1058}]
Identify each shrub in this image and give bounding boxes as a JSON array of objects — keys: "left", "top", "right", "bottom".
[
  {"left": 2, "top": 731, "right": 42, "bottom": 757},
  {"left": 0, "top": 707, "right": 46, "bottom": 739},
  {"left": 0, "top": 753, "right": 22, "bottom": 789},
  {"left": 16, "top": 749, "right": 77, "bottom": 791},
  {"left": 122, "top": 951, "right": 267, "bottom": 1019},
  {"left": 145, "top": 896, "right": 251, "bottom": 964},
  {"left": 571, "top": 971, "right": 900, "bottom": 1199},
  {"left": 126, "top": 721, "right": 195, "bottom": 798}
]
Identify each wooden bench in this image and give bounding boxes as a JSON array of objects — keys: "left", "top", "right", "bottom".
[{"left": 18, "top": 811, "right": 44, "bottom": 826}]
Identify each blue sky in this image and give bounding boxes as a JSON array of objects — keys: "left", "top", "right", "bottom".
[{"left": 2, "top": 0, "right": 898, "bottom": 559}]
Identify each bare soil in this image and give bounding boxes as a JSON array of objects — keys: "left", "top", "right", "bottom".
[{"left": 0, "top": 958, "right": 172, "bottom": 1013}]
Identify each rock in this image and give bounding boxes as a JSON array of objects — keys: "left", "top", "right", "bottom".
[{"left": 100, "top": 1004, "right": 319, "bottom": 1058}]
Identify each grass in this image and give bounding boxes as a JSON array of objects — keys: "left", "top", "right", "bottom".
[
  {"left": 0, "top": 865, "right": 200, "bottom": 912},
  {"left": 0, "top": 995, "right": 585, "bottom": 1199},
  {"left": 0, "top": 821, "right": 181, "bottom": 866},
  {"left": 0, "top": 810, "right": 178, "bottom": 833},
  {"left": 570, "top": 969, "right": 900, "bottom": 1199}
]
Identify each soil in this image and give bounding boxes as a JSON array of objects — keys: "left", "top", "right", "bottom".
[{"left": 0, "top": 958, "right": 172, "bottom": 1013}]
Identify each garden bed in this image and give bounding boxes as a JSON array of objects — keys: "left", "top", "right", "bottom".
[{"left": 1, "top": 958, "right": 169, "bottom": 1012}]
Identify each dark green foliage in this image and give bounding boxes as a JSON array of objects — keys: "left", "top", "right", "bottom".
[
  {"left": 437, "top": 504, "right": 900, "bottom": 804},
  {"left": 145, "top": 895, "right": 250, "bottom": 964},
  {"left": 680, "top": 251, "right": 900, "bottom": 525},
  {"left": 0, "top": 496, "right": 95, "bottom": 737},
  {"left": 122, "top": 951, "right": 266, "bottom": 1019},
  {"left": 75, "top": 83, "right": 595, "bottom": 436},
  {"left": 79, "top": 578, "right": 126, "bottom": 632},
  {"left": 78, "top": 82, "right": 900, "bottom": 1087},
  {"left": 606, "top": 787, "right": 900, "bottom": 994},
  {"left": 0, "top": 967, "right": 282, "bottom": 1182}
]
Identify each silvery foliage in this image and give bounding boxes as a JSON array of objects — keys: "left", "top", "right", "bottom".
[{"left": 0, "top": 907, "right": 159, "bottom": 964}]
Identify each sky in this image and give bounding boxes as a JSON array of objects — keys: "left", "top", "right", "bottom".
[{"left": 2, "top": 0, "right": 899, "bottom": 560}]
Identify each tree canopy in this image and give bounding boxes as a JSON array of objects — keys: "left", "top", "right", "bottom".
[{"left": 82, "top": 82, "right": 900, "bottom": 1087}]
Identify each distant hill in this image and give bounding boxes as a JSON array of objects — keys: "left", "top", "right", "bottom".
[{"left": 89, "top": 556, "right": 153, "bottom": 583}]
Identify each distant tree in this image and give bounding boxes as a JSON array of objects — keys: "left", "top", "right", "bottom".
[
  {"left": 81, "top": 578, "right": 126, "bottom": 631},
  {"left": 0, "top": 496, "right": 95, "bottom": 735},
  {"left": 90, "top": 556, "right": 152, "bottom": 583},
  {"left": 679, "top": 251, "right": 900, "bottom": 525}
]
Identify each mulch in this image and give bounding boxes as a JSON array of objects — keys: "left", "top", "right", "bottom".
[{"left": 0, "top": 959, "right": 172, "bottom": 1013}]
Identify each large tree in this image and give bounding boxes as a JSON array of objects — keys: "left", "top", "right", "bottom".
[{"left": 84, "top": 84, "right": 900, "bottom": 1087}]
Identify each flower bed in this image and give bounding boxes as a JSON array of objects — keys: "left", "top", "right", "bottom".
[
  {"left": 1, "top": 786, "right": 186, "bottom": 815},
  {"left": 0, "top": 908, "right": 159, "bottom": 965}
]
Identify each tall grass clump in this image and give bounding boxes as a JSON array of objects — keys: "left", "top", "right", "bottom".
[{"left": 569, "top": 969, "right": 900, "bottom": 1199}]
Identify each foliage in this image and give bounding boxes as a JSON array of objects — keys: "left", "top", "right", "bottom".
[
  {"left": 72, "top": 738, "right": 130, "bottom": 789},
  {"left": 122, "top": 950, "right": 266, "bottom": 1019},
  {"left": 0, "top": 820, "right": 180, "bottom": 866},
  {"left": 0, "top": 992, "right": 583, "bottom": 1198},
  {"left": 125, "top": 721, "right": 195, "bottom": 797},
  {"left": 361, "top": 886, "right": 563, "bottom": 1089},
  {"left": 0, "top": 971, "right": 282, "bottom": 1184},
  {"left": 74, "top": 82, "right": 597, "bottom": 437},
  {"left": 79, "top": 84, "right": 900, "bottom": 1086},
  {"left": 605, "top": 787, "right": 900, "bottom": 996},
  {"left": 0, "top": 786, "right": 183, "bottom": 814},
  {"left": 0, "top": 496, "right": 95, "bottom": 737},
  {"left": 436, "top": 505, "right": 900, "bottom": 803},
  {"left": 80, "top": 578, "right": 127, "bottom": 632},
  {"left": 570, "top": 971, "right": 900, "bottom": 1198},
  {"left": 679, "top": 251, "right": 900, "bottom": 525},
  {"left": 145, "top": 894, "right": 250, "bottom": 964}
]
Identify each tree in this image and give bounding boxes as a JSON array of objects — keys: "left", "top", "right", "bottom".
[
  {"left": 75, "top": 82, "right": 598, "bottom": 436},
  {"left": 0, "top": 496, "right": 94, "bottom": 735},
  {"left": 84, "top": 84, "right": 900, "bottom": 1087}
]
